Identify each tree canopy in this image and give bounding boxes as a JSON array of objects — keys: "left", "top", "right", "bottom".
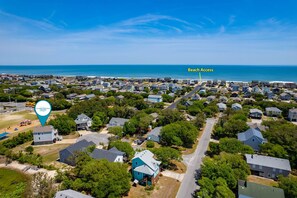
[{"left": 48, "top": 114, "right": 76, "bottom": 135}]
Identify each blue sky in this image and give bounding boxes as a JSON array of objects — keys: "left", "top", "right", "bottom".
[{"left": 0, "top": 0, "right": 296, "bottom": 65}]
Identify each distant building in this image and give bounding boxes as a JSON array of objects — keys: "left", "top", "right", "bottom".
[
  {"left": 132, "top": 150, "right": 161, "bottom": 186},
  {"left": 217, "top": 103, "right": 227, "bottom": 112},
  {"left": 280, "top": 93, "right": 291, "bottom": 101},
  {"left": 59, "top": 140, "right": 96, "bottom": 166},
  {"left": 91, "top": 147, "right": 124, "bottom": 163},
  {"left": 265, "top": 107, "right": 282, "bottom": 117},
  {"left": 288, "top": 108, "right": 297, "bottom": 122},
  {"left": 147, "top": 127, "right": 162, "bottom": 143},
  {"left": 245, "top": 154, "right": 291, "bottom": 179},
  {"left": 33, "top": 125, "right": 58, "bottom": 145},
  {"left": 237, "top": 128, "right": 266, "bottom": 151},
  {"left": 219, "top": 96, "right": 228, "bottom": 103},
  {"left": 75, "top": 114, "right": 92, "bottom": 130},
  {"left": 231, "top": 103, "right": 242, "bottom": 111},
  {"left": 249, "top": 108, "right": 263, "bottom": 119},
  {"left": 192, "top": 94, "right": 201, "bottom": 100},
  {"left": 238, "top": 180, "right": 285, "bottom": 198},
  {"left": 108, "top": 117, "right": 129, "bottom": 127},
  {"left": 54, "top": 189, "right": 93, "bottom": 198},
  {"left": 147, "top": 95, "right": 163, "bottom": 103}
]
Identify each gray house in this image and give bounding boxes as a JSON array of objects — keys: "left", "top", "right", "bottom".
[
  {"left": 265, "top": 107, "right": 282, "bottom": 117},
  {"left": 237, "top": 128, "right": 266, "bottom": 151},
  {"left": 54, "top": 189, "right": 93, "bottom": 198},
  {"left": 238, "top": 180, "right": 285, "bottom": 198},
  {"left": 91, "top": 147, "right": 124, "bottom": 163},
  {"left": 249, "top": 108, "right": 263, "bottom": 119},
  {"left": 33, "top": 125, "right": 58, "bottom": 145},
  {"left": 59, "top": 140, "right": 95, "bottom": 166},
  {"left": 147, "top": 127, "right": 162, "bottom": 143},
  {"left": 231, "top": 103, "right": 242, "bottom": 111},
  {"left": 217, "top": 102, "right": 227, "bottom": 112},
  {"left": 75, "top": 114, "right": 92, "bottom": 130},
  {"left": 108, "top": 117, "right": 129, "bottom": 127},
  {"left": 288, "top": 108, "right": 297, "bottom": 122},
  {"left": 245, "top": 154, "right": 291, "bottom": 179}
]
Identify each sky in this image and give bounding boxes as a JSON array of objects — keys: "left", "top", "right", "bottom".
[{"left": 0, "top": 0, "right": 296, "bottom": 65}]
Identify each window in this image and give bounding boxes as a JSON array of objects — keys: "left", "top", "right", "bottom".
[
  {"left": 252, "top": 164, "right": 256, "bottom": 168},
  {"left": 135, "top": 162, "right": 137, "bottom": 165},
  {"left": 279, "top": 169, "right": 283, "bottom": 173},
  {"left": 259, "top": 165, "right": 262, "bottom": 170},
  {"left": 138, "top": 172, "right": 140, "bottom": 175},
  {"left": 273, "top": 168, "right": 276, "bottom": 172}
]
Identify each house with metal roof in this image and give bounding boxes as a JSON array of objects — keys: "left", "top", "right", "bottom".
[
  {"left": 91, "top": 147, "right": 124, "bottom": 163},
  {"left": 54, "top": 189, "right": 93, "bottom": 198},
  {"left": 108, "top": 117, "right": 129, "bottom": 128},
  {"left": 245, "top": 154, "right": 291, "bottom": 179},
  {"left": 237, "top": 128, "right": 266, "bottom": 151},
  {"left": 265, "top": 107, "right": 282, "bottom": 117},
  {"left": 75, "top": 114, "right": 92, "bottom": 130},
  {"left": 33, "top": 125, "right": 58, "bottom": 145},
  {"left": 132, "top": 150, "right": 161, "bottom": 186},
  {"left": 238, "top": 180, "right": 285, "bottom": 198},
  {"left": 59, "top": 140, "right": 96, "bottom": 166},
  {"left": 249, "top": 108, "right": 263, "bottom": 119},
  {"left": 147, "top": 127, "right": 162, "bottom": 143}
]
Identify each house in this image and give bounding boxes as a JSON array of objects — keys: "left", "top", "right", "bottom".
[
  {"left": 280, "top": 93, "right": 291, "bottom": 101},
  {"left": 207, "top": 95, "right": 216, "bottom": 102},
  {"left": 147, "top": 95, "right": 163, "bottom": 103},
  {"left": 39, "top": 85, "right": 51, "bottom": 92},
  {"left": 265, "top": 107, "right": 282, "bottom": 117},
  {"left": 76, "top": 133, "right": 110, "bottom": 146},
  {"left": 249, "top": 108, "right": 263, "bottom": 119},
  {"left": 147, "top": 127, "right": 162, "bottom": 143},
  {"left": 247, "top": 123, "right": 267, "bottom": 132},
  {"left": 132, "top": 150, "right": 161, "bottom": 186},
  {"left": 59, "top": 140, "right": 96, "bottom": 166},
  {"left": 219, "top": 96, "right": 228, "bottom": 103},
  {"left": 54, "top": 189, "right": 93, "bottom": 198},
  {"left": 245, "top": 154, "right": 291, "bottom": 179},
  {"left": 231, "top": 84, "right": 240, "bottom": 92},
  {"left": 217, "top": 103, "right": 227, "bottom": 112},
  {"left": 288, "top": 108, "right": 297, "bottom": 122},
  {"left": 238, "top": 180, "right": 285, "bottom": 198},
  {"left": 108, "top": 117, "right": 129, "bottom": 127},
  {"left": 192, "top": 94, "right": 201, "bottom": 100},
  {"left": 66, "top": 93, "right": 77, "bottom": 100},
  {"left": 75, "top": 114, "right": 92, "bottom": 130},
  {"left": 33, "top": 125, "right": 58, "bottom": 145},
  {"left": 85, "top": 94, "right": 95, "bottom": 100},
  {"left": 231, "top": 103, "right": 242, "bottom": 111},
  {"left": 91, "top": 147, "right": 124, "bottom": 163},
  {"left": 237, "top": 128, "right": 266, "bottom": 151}
]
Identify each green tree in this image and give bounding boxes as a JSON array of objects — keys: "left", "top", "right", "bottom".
[
  {"left": 260, "top": 143, "right": 288, "bottom": 159},
  {"left": 150, "top": 147, "right": 181, "bottom": 168},
  {"left": 91, "top": 116, "right": 103, "bottom": 131},
  {"left": 108, "top": 140, "right": 135, "bottom": 159},
  {"left": 25, "top": 146, "right": 34, "bottom": 154},
  {"left": 279, "top": 175, "right": 297, "bottom": 198},
  {"left": 108, "top": 126, "right": 123, "bottom": 137},
  {"left": 146, "top": 140, "right": 155, "bottom": 148},
  {"left": 48, "top": 115, "right": 76, "bottom": 135}
]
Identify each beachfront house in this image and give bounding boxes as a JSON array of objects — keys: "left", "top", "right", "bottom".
[
  {"left": 132, "top": 150, "right": 161, "bottom": 186},
  {"left": 75, "top": 114, "right": 92, "bottom": 130},
  {"left": 91, "top": 147, "right": 125, "bottom": 163},
  {"left": 147, "top": 127, "right": 162, "bottom": 143},
  {"left": 237, "top": 128, "right": 266, "bottom": 151},
  {"left": 108, "top": 117, "right": 129, "bottom": 128},
  {"left": 33, "top": 125, "right": 59, "bottom": 145},
  {"left": 237, "top": 180, "right": 285, "bottom": 198},
  {"left": 245, "top": 154, "right": 291, "bottom": 179},
  {"left": 147, "top": 95, "right": 163, "bottom": 103},
  {"left": 288, "top": 108, "right": 297, "bottom": 122},
  {"left": 217, "top": 103, "right": 227, "bottom": 112},
  {"left": 265, "top": 107, "right": 282, "bottom": 117},
  {"left": 59, "top": 140, "right": 96, "bottom": 166},
  {"left": 54, "top": 189, "right": 93, "bottom": 198},
  {"left": 249, "top": 108, "right": 263, "bottom": 119},
  {"left": 231, "top": 103, "right": 242, "bottom": 111}
]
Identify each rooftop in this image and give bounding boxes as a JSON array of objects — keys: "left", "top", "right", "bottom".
[
  {"left": 238, "top": 128, "right": 264, "bottom": 142},
  {"left": 245, "top": 154, "right": 291, "bottom": 171},
  {"left": 54, "top": 189, "right": 93, "bottom": 198},
  {"left": 33, "top": 125, "right": 54, "bottom": 133}
]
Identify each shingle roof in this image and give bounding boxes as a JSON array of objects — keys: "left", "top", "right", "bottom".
[
  {"left": 134, "top": 165, "right": 155, "bottom": 175},
  {"left": 266, "top": 107, "right": 282, "bottom": 112},
  {"left": 108, "top": 117, "right": 129, "bottom": 126},
  {"left": 54, "top": 189, "right": 93, "bottom": 198},
  {"left": 76, "top": 133, "right": 110, "bottom": 145},
  {"left": 62, "top": 140, "right": 95, "bottom": 155},
  {"left": 133, "top": 150, "right": 161, "bottom": 172},
  {"left": 33, "top": 125, "right": 54, "bottom": 133},
  {"left": 232, "top": 103, "right": 242, "bottom": 109},
  {"left": 75, "top": 113, "right": 92, "bottom": 124},
  {"left": 91, "top": 147, "right": 124, "bottom": 162},
  {"left": 238, "top": 128, "right": 264, "bottom": 142},
  {"left": 148, "top": 95, "right": 162, "bottom": 98},
  {"left": 238, "top": 180, "right": 285, "bottom": 198},
  {"left": 250, "top": 108, "right": 263, "bottom": 114},
  {"left": 147, "top": 127, "right": 162, "bottom": 137},
  {"left": 245, "top": 154, "right": 291, "bottom": 171}
]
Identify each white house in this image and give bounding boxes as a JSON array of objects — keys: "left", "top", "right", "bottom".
[
  {"left": 288, "top": 108, "right": 297, "bottom": 122},
  {"left": 147, "top": 95, "right": 163, "bottom": 103},
  {"left": 33, "top": 125, "right": 58, "bottom": 145},
  {"left": 265, "top": 107, "right": 282, "bottom": 117}
]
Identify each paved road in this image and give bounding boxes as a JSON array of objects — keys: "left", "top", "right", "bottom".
[
  {"left": 166, "top": 84, "right": 202, "bottom": 109},
  {"left": 176, "top": 118, "right": 217, "bottom": 198}
]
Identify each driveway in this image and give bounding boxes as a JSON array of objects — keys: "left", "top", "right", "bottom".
[
  {"left": 176, "top": 118, "right": 217, "bottom": 198},
  {"left": 162, "top": 170, "right": 184, "bottom": 182}
]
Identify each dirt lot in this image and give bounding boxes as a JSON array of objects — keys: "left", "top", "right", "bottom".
[
  {"left": 126, "top": 176, "right": 180, "bottom": 198},
  {"left": 247, "top": 175, "right": 279, "bottom": 187}
]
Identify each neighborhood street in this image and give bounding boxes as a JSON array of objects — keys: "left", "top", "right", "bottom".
[{"left": 176, "top": 118, "right": 217, "bottom": 198}]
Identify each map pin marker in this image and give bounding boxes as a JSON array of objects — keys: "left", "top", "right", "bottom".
[{"left": 34, "top": 100, "right": 52, "bottom": 126}]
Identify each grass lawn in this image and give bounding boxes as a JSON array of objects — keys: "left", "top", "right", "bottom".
[
  {"left": 33, "top": 143, "right": 71, "bottom": 164},
  {"left": 247, "top": 175, "right": 279, "bottom": 187},
  {"left": 12, "top": 111, "right": 37, "bottom": 120},
  {"left": 0, "top": 168, "right": 30, "bottom": 198}
]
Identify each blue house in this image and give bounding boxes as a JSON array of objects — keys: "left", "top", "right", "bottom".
[
  {"left": 237, "top": 128, "right": 266, "bottom": 151},
  {"left": 132, "top": 150, "right": 161, "bottom": 186}
]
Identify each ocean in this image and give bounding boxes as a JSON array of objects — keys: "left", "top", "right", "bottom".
[{"left": 0, "top": 65, "right": 296, "bottom": 82}]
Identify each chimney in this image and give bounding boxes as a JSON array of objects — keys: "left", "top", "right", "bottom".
[{"left": 251, "top": 154, "right": 253, "bottom": 159}]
